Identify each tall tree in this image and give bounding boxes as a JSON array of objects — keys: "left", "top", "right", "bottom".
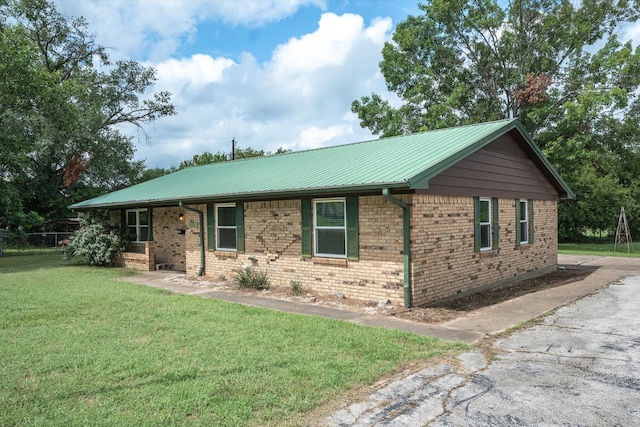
[
  {"left": 353, "top": 0, "right": 640, "bottom": 238},
  {"left": 0, "top": 0, "right": 175, "bottom": 230}
]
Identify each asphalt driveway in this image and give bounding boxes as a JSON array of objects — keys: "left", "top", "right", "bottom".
[{"left": 326, "top": 275, "right": 640, "bottom": 426}]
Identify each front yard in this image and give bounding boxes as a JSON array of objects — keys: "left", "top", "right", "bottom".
[{"left": 0, "top": 253, "right": 465, "bottom": 426}]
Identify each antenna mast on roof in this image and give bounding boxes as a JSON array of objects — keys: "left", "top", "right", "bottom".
[{"left": 231, "top": 138, "right": 236, "bottom": 160}]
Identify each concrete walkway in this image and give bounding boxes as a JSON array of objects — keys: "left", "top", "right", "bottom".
[{"left": 117, "top": 254, "right": 639, "bottom": 343}]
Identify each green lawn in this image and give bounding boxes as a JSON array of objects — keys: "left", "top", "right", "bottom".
[
  {"left": 558, "top": 241, "right": 640, "bottom": 257},
  {"left": 0, "top": 253, "right": 466, "bottom": 426}
]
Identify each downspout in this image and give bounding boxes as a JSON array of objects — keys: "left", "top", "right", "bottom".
[
  {"left": 179, "top": 201, "right": 205, "bottom": 276},
  {"left": 382, "top": 188, "right": 412, "bottom": 308}
]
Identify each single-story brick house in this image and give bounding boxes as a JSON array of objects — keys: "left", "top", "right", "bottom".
[{"left": 70, "top": 119, "right": 573, "bottom": 307}]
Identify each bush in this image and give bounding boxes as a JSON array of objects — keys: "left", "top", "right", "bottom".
[
  {"left": 63, "top": 213, "right": 128, "bottom": 266},
  {"left": 232, "top": 266, "right": 270, "bottom": 290},
  {"left": 290, "top": 280, "right": 304, "bottom": 296}
]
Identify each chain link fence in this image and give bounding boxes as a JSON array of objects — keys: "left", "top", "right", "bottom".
[{"left": 25, "top": 232, "right": 74, "bottom": 248}]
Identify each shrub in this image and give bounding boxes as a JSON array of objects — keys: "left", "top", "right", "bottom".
[
  {"left": 290, "top": 280, "right": 304, "bottom": 296},
  {"left": 63, "top": 212, "right": 128, "bottom": 266},
  {"left": 232, "top": 266, "right": 270, "bottom": 290}
]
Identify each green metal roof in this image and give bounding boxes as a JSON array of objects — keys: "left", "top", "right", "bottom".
[{"left": 70, "top": 119, "right": 574, "bottom": 209}]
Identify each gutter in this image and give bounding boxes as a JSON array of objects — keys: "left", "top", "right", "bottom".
[
  {"left": 382, "top": 188, "right": 412, "bottom": 308},
  {"left": 179, "top": 201, "right": 205, "bottom": 276}
]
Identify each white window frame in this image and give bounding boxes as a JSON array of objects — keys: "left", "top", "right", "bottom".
[
  {"left": 479, "top": 198, "right": 492, "bottom": 251},
  {"left": 215, "top": 203, "right": 237, "bottom": 251},
  {"left": 313, "top": 198, "right": 347, "bottom": 259},
  {"left": 519, "top": 199, "right": 529, "bottom": 244},
  {"left": 126, "top": 209, "right": 148, "bottom": 242}
]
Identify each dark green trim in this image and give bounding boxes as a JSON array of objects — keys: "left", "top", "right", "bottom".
[
  {"left": 120, "top": 209, "right": 126, "bottom": 233},
  {"left": 147, "top": 207, "right": 153, "bottom": 241},
  {"left": 301, "top": 199, "right": 312, "bottom": 257},
  {"left": 346, "top": 196, "right": 359, "bottom": 260},
  {"left": 528, "top": 199, "right": 534, "bottom": 244},
  {"left": 492, "top": 197, "right": 499, "bottom": 249},
  {"left": 206, "top": 203, "right": 215, "bottom": 251},
  {"left": 236, "top": 202, "right": 245, "bottom": 253},
  {"left": 473, "top": 196, "right": 481, "bottom": 253},
  {"left": 382, "top": 188, "right": 412, "bottom": 308},
  {"left": 515, "top": 199, "right": 521, "bottom": 246}
]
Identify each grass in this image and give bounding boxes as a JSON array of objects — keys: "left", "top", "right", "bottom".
[
  {"left": 0, "top": 253, "right": 466, "bottom": 427},
  {"left": 1, "top": 247, "right": 59, "bottom": 257},
  {"left": 558, "top": 241, "right": 640, "bottom": 257}
]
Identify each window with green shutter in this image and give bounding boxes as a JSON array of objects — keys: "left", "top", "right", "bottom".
[
  {"left": 207, "top": 202, "right": 244, "bottom": 252},
  {"left": 314, "top": 199, "right": 346, "bottom": 258},
  {"left": 474, "top": 197, "right": 498, "bottom": 252},
  {"left": 302, "top": 197, "right": 359, "bottom": 259},
  {"left": 516, "top": 199, "right": 531, "bottom": 245}
]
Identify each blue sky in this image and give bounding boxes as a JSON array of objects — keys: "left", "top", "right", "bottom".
[{"left": 51, "top": 0, "right": 422, "bottom": 169}]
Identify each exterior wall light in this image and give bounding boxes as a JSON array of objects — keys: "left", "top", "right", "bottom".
[{"left": 178, "top": 212, "right": 184, "bottom": 221}]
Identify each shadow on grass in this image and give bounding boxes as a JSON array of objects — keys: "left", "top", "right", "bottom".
[{"left": 0, "top": 252, "right": 70, "bottom": 274}]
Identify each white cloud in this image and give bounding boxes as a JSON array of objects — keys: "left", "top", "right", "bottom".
[
  {"left": 624, "top": 21, "right": 640, "bottom": 46},
  {"left": 297, "top": 125, "right": 354, "bottom": 150},
  {"left": 133, "top": 12, "right": 395, "bottom": 168},
  {"left": 49, "top": 1, "right": 398, "bottom": 168},
  {"left": 212, "top": 0, "right": 326, "bottom": 27},
  {"left": 54, "top": 0, "right": 327, "bottom": 59},
  {"left": 155, "top": 54, "right": 235, "bottom": 96},
  {"left": 270, "top": 13, "right": 367, "bottom": 76}
]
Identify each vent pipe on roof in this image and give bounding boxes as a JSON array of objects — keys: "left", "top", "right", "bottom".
[
  {"left": 382, "top": 188, "right": 412, "bottom": 308},
  {"left": 179, "top": 201, "right": 205, "bottom": 276}
]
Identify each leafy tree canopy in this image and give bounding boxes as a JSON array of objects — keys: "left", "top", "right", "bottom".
[
  {"left": 0, "top": 0, "right": 175, "bottom": 231},
  {"left": 353, "top": 0, "right": 640, "bottom": 239},
  {"left": 176, "top": 145, "right": 290, "bottom": 170}
]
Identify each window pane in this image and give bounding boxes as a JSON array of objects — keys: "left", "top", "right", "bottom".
[
  {"left": 138, "top": 210, "right": 148, "bottom": 226},
  {"left": 139, "top": 226, "right": 149, "bottom": 242},
  {"left": 316, "top": 201, "right": 345, "bottom": 227},
  {"left": 218, "top": 228, "right": 236, "bottom": 249},
  {"left": 480, "top": 224, "right": 491, "bottom": 249},
  {"left": 317, "top": 229, "right": 345, "bottom": 255},
  {"left": 519, "top": 201, "right": 527, "bottom": 220},
  {"left": 127, "top": 226, "right": 137, "bottom": 238},
  {"left": 480, "top": 200, "right": 490, "bottom": 223},
  {"left": 127, "top": 212, "right": 136, "bottom": 225},
  {"left": 520, "top": 222, "right": 528, "bottom": 243},
  {"left": 218, "top": 206, "right": 236, "bottom": 226}
]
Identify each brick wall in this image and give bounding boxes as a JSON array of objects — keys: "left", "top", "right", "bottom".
[
  {"left": 109, "top": 208, "right": 186, "bottom": 271},
  {"left": 410, "top": 195, "right": 558, "bottom": 306},
  {"left": 116, "top": 194, "right": 558, "bottom": 306},
  {"left": 152, "top": 206, "right": 186, "bottom": 271},
  {"left": 182, "top": 197, "right": 407, "bottom": 304},
  {"left": 112, "top": 241, "right": 155, "bottom": 271}
]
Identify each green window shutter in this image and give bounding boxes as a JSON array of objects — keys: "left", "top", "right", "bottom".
[
  {"left": 346, "top": 196, "right": 359, "bottom": 260},
  {"left": 473, "top": 196, "right": 481, "bottom": 253},
  {"left": 147, "top": 208, "right": 153, "bottom": 241},
  {"left": 236, "top": 202, "right": 245, "bottom": 253},
  {"left": 515, "top": 199, "right": 521, "bottom": 246},
  {"left": 120, "top": 209, "right": 126, "bottom": 233},
  {"left": 528, "top": 199, "right": 534, "bottom": 244},
  {"left": 492, "top": 198, "right": 499, "bottom": 249},
  {"left": 301, "top": 199, "right": 312, "bottom": 257},
  {"left": 206, "top": 203, "right": 215, "bottom": 251}
]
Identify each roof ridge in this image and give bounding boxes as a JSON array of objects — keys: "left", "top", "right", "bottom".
[{"left": 188, "top": 118, "right": 519, "bottom": 171}]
